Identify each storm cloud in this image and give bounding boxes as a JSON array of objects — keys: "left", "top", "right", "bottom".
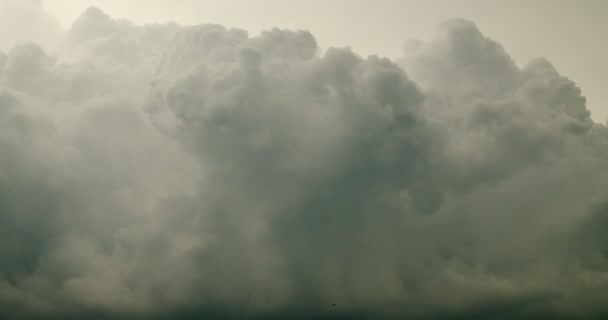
[{"left": 1, "top": 4, "right": 608, "bottom": 319}]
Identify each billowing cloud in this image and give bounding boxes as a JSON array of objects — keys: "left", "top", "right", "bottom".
[{"left": 1, "top": 6, "right": 608, "bottom": 320}]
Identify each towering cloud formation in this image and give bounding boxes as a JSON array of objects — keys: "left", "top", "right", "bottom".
[{"left": 0, "top": 7, "right": 607, "bottom": 320}]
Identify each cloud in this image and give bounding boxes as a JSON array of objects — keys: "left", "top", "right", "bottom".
[
  {"left": 0, "top": 7, "right": 608, "bottom": 319},
  {"left": 0, "top": 0, "right": 63, "bottom": 52}
]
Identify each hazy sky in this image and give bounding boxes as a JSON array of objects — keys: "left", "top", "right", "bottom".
[
  {"left": 2, "top": 1, "right": 608, "bottom": 319},
  {"left": 44, "top": 0, "right": 608, "bottom": 121}
]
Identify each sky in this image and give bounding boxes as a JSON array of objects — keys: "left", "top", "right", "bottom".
[{"left": 1, "top": 1, "right": 608, "bottom": 319}]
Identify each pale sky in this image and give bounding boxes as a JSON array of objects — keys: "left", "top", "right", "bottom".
[{"left": 43, "top": 0, "right": 608, "bottom": 121}]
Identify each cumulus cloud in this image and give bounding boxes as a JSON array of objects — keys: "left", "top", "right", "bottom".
[{"left": 1, "top": 6, "right": 608, "bottom": 320}]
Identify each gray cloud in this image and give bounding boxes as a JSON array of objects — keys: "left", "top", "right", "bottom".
[{"left": 0, "top": 6, "right": 608, "bottom": 320}]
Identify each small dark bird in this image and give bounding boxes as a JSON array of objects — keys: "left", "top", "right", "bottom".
[{"left": 331, "top": 304, "right": 337, "bottom": 307}]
